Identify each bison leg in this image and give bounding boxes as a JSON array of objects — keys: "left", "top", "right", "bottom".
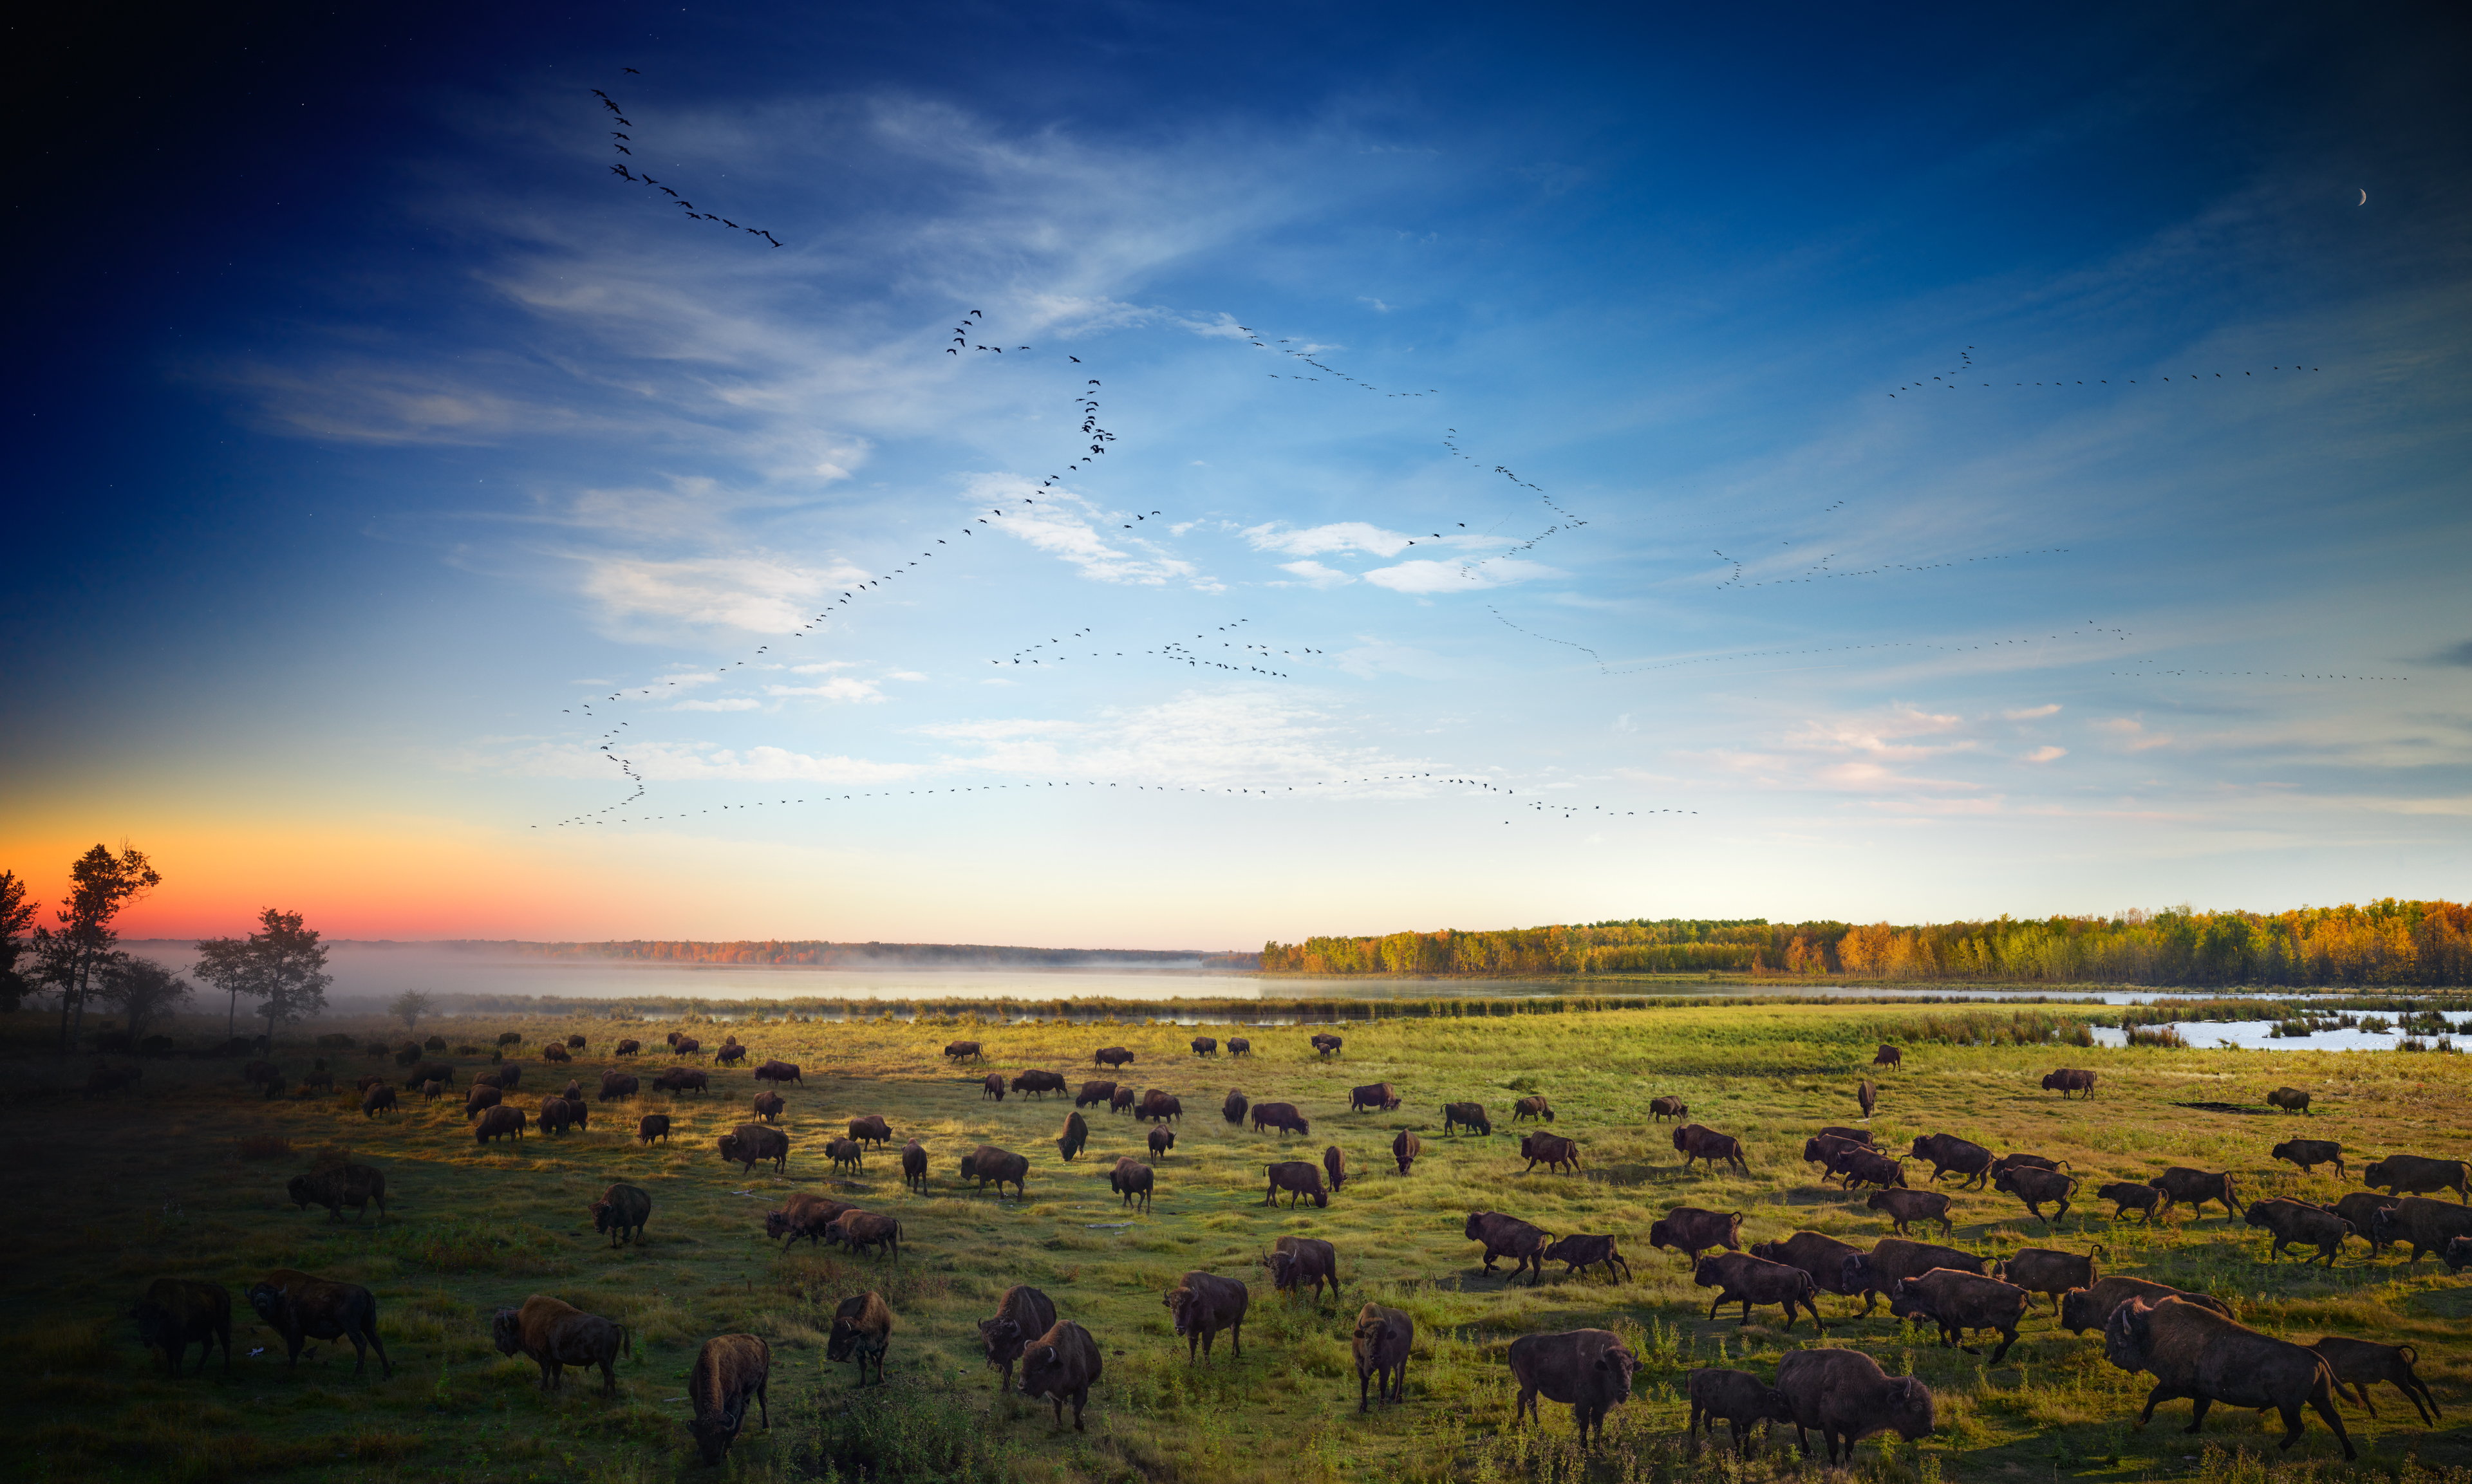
[
  {"left": 1987, "top": 1327, "right": 2018, "bottom": 1365},
  {"left": 2393, "top": 1374, "right": 2440, "bottom": 1426},
  {"left": 2340, "top": 1380, "right": 2377, "bottom": 1416},
  {"left": 1515, "top": 1384, "right": 1539, "bottom": 1427},
  {"left": 1361, "top": 1368, "right": 1373, "bottom": 1413}
]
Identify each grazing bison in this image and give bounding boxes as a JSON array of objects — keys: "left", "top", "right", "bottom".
[
  {"left": 826, "top": 1292, "right": 894, "bottom": 1386},
  {"left": 2449, "top": 1236, "right": 2472, "bottom": 1271},
  {"left": 637, "top": 1113, "right": 671, "bottom": 1145},
  {"left": 1521, "top": 1131, "right": 1582, "bottom": 1174},
  {"left": 1513, "top": 1094, "right": 1554, "bottom": 1123},
  {"left": 1323, "top": 1143, "right": 1345, "bottom": 1192},
  {"left": 543, "top": 1043, "right": 572, "bottom": 1064},
  {"left": 753, "top": 1059, "right": 801, "bottom": 1085},
  {"left": 2041, "top": 1068, "right": 2098, "bottom": 1099},
  {"left": 1856, "top": 1081, "right": 1877, "bottom": 1120},
  {"left": 359, "top": 1084, "right": 398, "bottom": 1118},
  {"left": 1353, "top": 1303, "right": 1412, "bottom": 1412},
  {"left": 1109, "top": 1086, "right": 1136, "bottom": 1115},
  {"left": 719, "top": 1124, "right": 791, "bottom": 1174},
  {"left": 982, "top": 1073, "right": 1006, "bottom": 1102},
  {"left": 614, "top": 1039, "right": 640, "bottom": 1056},
  {"left": 2103, "top": 1297, "right": 2354, "bottom": 1460},
  {"left": 1190, "top": 1036, "right": 1218, "bottom": 1057},
  {"left": 1994, "top": 1165, "right": 2081, "bottom": 1227},
  {"left": 474, "top": 1106, "right": 527, "bottom": 1144},
  {"left": 2267, "top": 1086, "right": 2312, "bottom": 1114},
  {"left": 2248, "top": 1198, "right": 2351, "bottom": 1267},
  {"left": 567, "top": 1034, "right": 586, "bottom": 1050},
  {"left": 1542, "top": 1233, "right": 1631, "bottom": 1284},
  {"left": 1149, "top": 1126, "right": 1175, "bottom": 1160},
  {"left": 1138, "top": 1090, "right": 1183, "bottom": 1123},
  {"left": 130, "top": 1278, "right": 230, "bottom": 1377},
  {"left": 1749, "top": 1230, "right": 1866, "bottom": 1308},
  {"left": 713, "top": 1044, "right": 745, "bottom": 1066},
  {"left": 2272, "top": 1139, "right": 2346, "bottom": 1178},
  {"left": 1221, "top": 1088, "right": 1248, "bottom": 1125},
  {"left": 977, "top": 1285, "right": 1058, "bottom": 1393},
  {"left": 1011, "top": 1069, "right": 1067, "bottom": 1099},
  {"left": 944, "top": 1040, "right": 983, "bottom": 1062},
  {"left": 247, "top": 1269, "right": 391, "bottom": 1378},
  {"left": 2370, "top": 1196, "right": 2472, "bottom": 1265},
  {"left": 827, "top": 1137, "right": 866, "bottom": 1174},
  {"left": 653, "top": 1067, "right": 709, "bottom": 1095},
  {"left": 1111, "top": 1156, "right": 1154, "bottom": 1211},
  {"left": 2362, "top": 1154, "right": 2470, "bottom": 1202},
  {"left": 847, "top": 1115, "right": 892, "bottom": 1149},
  {"left": 1095, "top": 1046, "right": 1136, "bottom": 1069},
  {"left": 1251, "top": 1101, "right": 1309, "bottom": 1137},
  {"left": 1056, "top": 1111, "right": 1091, "bottom": 1162},
  {"left": 1775, "top": 1347, "right": 1934, "bottom": 1463},
  {"left": 752, "top": 1090, "right": 785, "bottom": 1123},
  {"left": 1649, "top": 1207, "right": 1745, "bottom": 1261},
  {"left": 2308, "top": 1337, "right": 2440, "bottom": 1425},
  {"left": 1392, "top": 1129, "right": 1421, "bottom": 1175},
  {"left": 1673, "top": 1124, "right": 1748, "bottom": 1176},
  {"left": 673, "top": 1037, "right": 702, "bottom": 1059},
  {"left": 765, "top": 1194, "right": 854, "bottom": 1248},
  {"left": 1269, "top": 1235, "right": 1340, "bottom": 1304},
  {"left": 961, "top": 1144, "right": 1029, "bottom": 1199},
  {"left": 1891, "top": 1268, "right": 2028, "bottom": 1362},
  {"left": 288, "top": 1164, "right": 387, "bottom": 1223},
  {"left": 1507, "top": 1328, "right": 1637, "bottom": 1449},
  {"left": 2328, "top": 1191, "right": 2397, "bottom": 1244},
  {"left": 1649, "top": 1095, "right": 1689, "bottom": 1122},
  {"left": 1909, "top": 1133, "right": 1992, "bottom": 1189},
  {"left": 1311, "top": 1032, "right": 1343, "bottom": 1057},
  {"left": 1443, "top": 1101, "right": 1492, "bottom": 1136},
  {"left": 409, "top": 1059, "right": 455, "bottom": 1088},
  {"left": 686, "top": 1333, "right": 771, "bottom": 1464},
  {"left": 1689, "top": 1368, "right": 1793, "bottom": 1458},
  {"left": 901, "top": 1140, "right": 928, "bottom": 1192},
  {"left": 1466, "top": 1210, "right": 1553, "bottom": 1285},
  {"left": 465, "top": 1083, "right": 503, "bottom": 1119},
  {"left": 1228, "top": 1037, "right": 1251, "bottom": 1057},
  {"left": 1164, "top": 1270, "right": 1249, "bottom": 1363},
  {"left": 1076, "top": 1079, "right": 1117, "bottom": 1109},
  {"left": 1994, "top": 1247, "right": 2101, "bottom": 1313},
  {"left": 1020, "top": 1320, "right": 1101, "bottom": 1431},
  {"left": 418, "top": 1079, "right": 441, "bottom": 1102},
  {"left": 592, "top": 1183, "right": 651, "bottom": 1247},
  {"left": 2099, "top": 1180, "right": 2163, "bottom": 1222},
  {"left": 1351, "top": 1082, "right": 1400, "bottom": 1113},
  {"left": 1866, "top": 1188, "right": 1954, "bottom": 1238},
  {"left": 492, "top": 1295, "right": 631, "bottom": 1395},
  {"left": 2059, "top": 1275, "right": 2228, "bottom": 1335},
  {"left": 2149, "top": 1167, "right": 2243, "bottom": 1222},
  {"left": 1873, "top": 1044, "right": 1903, "bottom": 1068},
  {"left": 1842, "top": 1237, "right": 1985, "bottom": 1317},
  {"left": 561, "top": 1079, "right": 585, "bottom": 1102},
  {"left": 826, "top": 1210, "right": 903, "bottom": 1261},
  {"left": 1695, "top": 1252, "right": 1824, "bottom": 1331},
  {"left": 599, "top": 1071, "right": 639, "bottom": 1102},
  {"left": 1265, "top": 1160, "right": 1328, "bottom": 1209},
  {"left": 537, "top": 1097, "right": 577, "bottom": 1135}
]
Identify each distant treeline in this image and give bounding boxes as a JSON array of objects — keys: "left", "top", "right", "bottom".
[
  {"left": 1262, "top": 900, "right": 2472, "bottom": 987},
  {"left": 391, "top": 940, "right": 1261, "bottom": 970}
]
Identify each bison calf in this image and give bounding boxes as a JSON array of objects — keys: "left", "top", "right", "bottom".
[
  {"left": 1542, "top": 1233, "right": 1630, "bottom": 1284},
  {"left": 1695, "top": 1252, "right": 1824, "bottom": 1331},
  {"left": 1689, "top": 1368, "right": 1792, "bottom": 1458},
  {"left": 2307, "top": 1337, "right": 2439, "bottom": 1425}
]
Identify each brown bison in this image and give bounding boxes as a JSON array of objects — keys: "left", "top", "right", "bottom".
[
  {"left": 599, "top": 1071, "right": 639, "bottom": 1101},
  {"left": 591, "top": 1183, "right": 651, "bottom": 1247},
  {"left": 2103, "top": 1297, "right": 2354, "bottom": 1459},
  {"left": 2328, "top": 1191, "right": 2397, "bottom": 1243},
  {"left": 1011, "top": 1069, "right": 1067, "bottom": 1098},
  {"left": 2247, "top": 1198, "right": 2350, "bottom": 1266},
  {"left": 536, "top": 1097, "right": 577, "bottom": 1135},
  {"left": 1353, "top": 1303, "right": 1412, "bottom": 1412},
  {"left": 1138, "top": 1089, "right": 1183, "bottom": 1123},
  {"left": 687, "top": 1333, "right": 771, "bottom": 1464},
  {"left": 1466, "top": 1210, "right": 1553, "bottom": 1285},
  {"left": 1775, "top": 1347, "right": 1934, "bottom": 1463},
  {"left": 1842, "top": 1237, "right": 1985, "bottom": 1316},
  {"left": 1350, "top": 1082, "right": 1400, "bottom": 1113},
  {"left": 614, "top": 1038, "right": 641, "bottom": 1056},
  {"left": 826, "top": 1291, "right": 893, "bottom": 1386},
  {"left": 637, "top": 1113, "right": 670, "bottom": 1144},
  {"left": 1269, "top": 1235, "right": 1340, "bottom": 1304},
  {"left": 2098, "top": 1180, "right": 2162, "bottom": 1222},
  {"left": 673, "top": 1036, "right": 702, "bottom": 1059},
  {"left": 1513, "top": 1094, "right": 1554, "bottom": 1123},
  {"left": 1673, "top": 1124, "right": 1748, "bottom": 1176},
  {"left": 901, "top": 1140, "right": 928, "bottom": 1192},
  {"left": 2370, "top": 1196, "right": 2472, "bottom": 1265},
  {"left": 1221, "top": 1088, "right": 1248, "bottom": 1124},
  {"left": 2362, "top": 1154, "right": 2470, "bottom": 1202},
  {"left": 713, "top": 1044, "right": 745, "bottom": 1066},
  {"left": 1831, "top": 1147, "right": 1909, "bottom": 1191},
  {"left": 2271, "top": 1138, "right": 2346, "bottom": 1178},
  {"left": 2149, "top": 1167, "right": 2243, "bottom": 1222},
  {"left": 1147, "top": 1125, "right": 1175, "bottom": 1160},
  {"left": 2058, "top": 1275, "right": 2228, "bottom": 1335},
  {"left": 1443, "top": 1101, "right": 1492, "bottom": 1136},
  {"left": 1521, "top": 1131, "right": 1582, "bottom": 1174},
  {"left": 1311, "top": 1032, "right": 1343, "bottom": 1058},
  {"left": 474, "top": 1106, "right": 527, "bottom": 1144},
  {"left": 826, "top": 1210, "right": 903, "bottom": 1261},
  {"left": 1164, "top": 1270, "right": 1249, "bottom": 1363},
  {"left": 2041, "top": 1068, "right": 2098, "bottom": 1099},
  {"left": 1695, "top": 1252, "right": 1824, "bottom": 1331},
  {"left": 2307, "top": 1337, "right": 2440, "bottom": 1425},
  {"left": 944, "top": 1040, "right": 982, "bottom": 1061},
  {"left": 1507, "top": 1328, "right": 1636, "bottom": 1449},
  {"left": 1323, "top": 1143, "right": 1345, "bottom": 1192},
  {"left": 288, "top": 1164, "right": 387, "bottom": 1223},
  {"left": 1890, "top": 1268, "right": 2028, "bottom": 1362},
  {"left": 1987, "top": 1151, "right": 2066, "bottom": 1181},
  {"left": 1095, "top": 1045, "right": 1136, "bottom": 1068},
  {"left": 1191, "top": 1036, "right": 1218, "bottom": 1057},
  {"left": 1908, "top": 1133, "right": 1992, "bottom": 1188},
  {"left": 1648, "top": 1095, "right": 1688, "bottom": 1121},
  {"left": 1020, "top": 1320, "right": 1101, "bottom": 1431},
  {"left": 847, "top": 1114, "right": 892, "bottom": 1149},
  {"left": 464, "top": 1083, "right": 503, "bottom": 1119},
  {"left": 492, "top": 1295, "right": 631, "bottom": 1395},
  {"left": 1111, "top": 1156, "right": 1154, "bottom": 1211},
  {"left": 1873, "top": 1044, "right": 1903, "bottom": 1068},
  {"left": 653, "top": 1067, "right": 709, "bottom": 1095},
  {"left": 1856, "top": 1080, "right": 1877, "bottom": 1119},
  {"left": 1866, "top": 1188, "right": 1953, "bottom": 1238},
  {"left": 753, "top": 1059, "right": 801, "bottom": 1084},
  {"left": 977, "top": 1284, "right": 1057, "bottom": 1393},
  {"left": 718, "top": 1124, "right": 791, "bottom": 1174},
  {"left": 1392, "top": 1128, "right": 1420, "bottom": 1175},
  {"left": 1265, "top": 1160, "right": 1328, "bottom": 1209},
  {"left": 1993, "top": 1165, "right": 2080, "bottom": 1227},
  {"left": 1076, "top": 1079, "right": 1117, "bottom": 1109},
  {"left": 1689, "top": 1368, "right": 1793, "bottom": 1458},
  {"left": 1993, "top": 1246, "right": 2101, "bottom": 1313},
  {"left": 1250, "top": 1100, "right": 1309, "bottom": 1137},
  {"left": 1749, "top": 1230, "right": 1866, "bottom": 1308},
  {"left": 765, "top": 1193, "right": 854, "bottom": 1248},
  {"left": 752, "top": 1090, "right": 785, "bottom": 1123},
  {"left": 409, "top": 1059, "right": 454, "bottom": 1087},
  {"left": 1228, "top": 1036, "right": 1251, "bottom": 1057},
  {"left": 543, "top": 1043, "right": 571, "bottom": 1064},
  {"left": 982, "top": 1073, "right": 1006, "bottom": 1101},
  {"left": 1541, "top": 1233, "right": 1631, "bottom": 1284},
  {"left": 961, "top": 1144, "right": 1029, "bottom": 1199},
  {"left": 130, "top": 1278, "right": 230, "bottom": 1377},
  {"left": 1109, "top": 1086, "right": 1136, "bottom": 1115},
  {"left": 1819, "top": 1124, "right": 1873, "bottom": 1146},
  {"left": 2266, "top": 1086, "right": 2312, "bottom": 1113},
  {"left": 1803, "top": 1133, "right": 1868, "bottom": 1176},
  {"left": 1649, "top": 1207, "right": 1743, "bottom": 1261},
  {"left": 827, "top": 1137, "right": 865, "bottom": 1174},
  {"left": 247, "top": 1269, "right": 391, "bottom": 1378},
  {"left": 1056, "top": 1111, "right": 1091, "bottom": 1162}
]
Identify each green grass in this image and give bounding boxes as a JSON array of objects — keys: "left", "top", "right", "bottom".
[{"left": 11, "top": 1002, "right": 2472, "bottom": 1482}]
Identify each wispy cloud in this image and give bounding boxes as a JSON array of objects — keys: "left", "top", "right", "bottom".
[
  {"left": 1365, "top": 558, "right": 1560, "bottom": 594},
  {"left": 579, "top": 555, "right": 861, "bottom": 633},
  {"left": 1273, "top": 560, "right": 1354, "bottom": 588},
  {"left": 765, "top": 678, "right": 883, "bottom": 703},
  {"left": 673, "top": 697, "right": 764, "bottom": 712}
]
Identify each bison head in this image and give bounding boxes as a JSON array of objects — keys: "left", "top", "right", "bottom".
[
  {"left": 960, "top": 1155, "right": 982, "bottom": 1180},
  {"left": 1021, "top": 1341, "right": 1069, "bottom": 1396},
  {"left": 1165, "top": 1288, "right": 1199, "bottom": 1334},
  {"left": 594, "top": 1200, "right": 620, "bottom": 1233},
  {"left": 2442, "top": 1236, "right": 2472, "bottom": 1274},
  {"left": 1992, "top": 1169, "right": 2020, "bottom": 1194},
  {"left": 244, "top": 1283, "right": 286, "bottom": 1326},
  {"left": 716, "top": 1135, "right": 744, "bottom": 1162},
  {"left": 286, "top": 1175, "right": 315, "bottom": 1209},
  {"left": 1746, "top": 1239, "right": 1779, "bottom": 1262},
  {"left": 1646, "top": 1219, "right": 1674, "bottom": 1250},
  {"left": 1690, "top": 1257, "right": 1723, "bottom": 1288},
  {"left": 1269, "top": 1250, "right": 1297, "bottom": 1286},
  {"left": 1864, "top": 1191, "right": 1895, "bottom": 1212},
  {"left": 1882, "top": 1375, "right": 1935, "bottom": 1439},
  {"left": 979, "top": 1317, "right": 1024, "bottom": 1363},
  {"left": 489, "top": 1308, "right": 523, "bottom": 1356},
  {"left": 2101, "top": 1298, "right": 2156, "bottom": 1373},
  {"left": 1594, "top": 1343, "right": 1638, "bottom": 1402},
  {"left": 1908, "top": 1135, "right": 1934, "bottom": 1158},
  {"left": 825, "top": 1321, "right": 860, "bottom": 1362},
  {"left": 1840, "top": 1254, "right": 1873, "bottom": 1293},
  {"left": 1307, "top": 1187, "right": 1329, "bottom": 1209},
  {"left": 2057, "top": 1287, "right": 2100, "bottom": 1335},
  {"left": 1671, "top": 1126, "right": 1689, "bottom": 1152},
  {"left": 1886, "top": 1279, "right": 1931, "bottom": 1322},
  {"left": 689, "top": 1403, "right": 745, "bottom": 1464},
  {"left": 762, "top": 1210, "right": 792, "bottom": 1239}
]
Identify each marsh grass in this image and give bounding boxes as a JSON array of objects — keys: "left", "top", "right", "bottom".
[{"left": 8, "top": 1003, "right": 2470, "bottom": 1480}]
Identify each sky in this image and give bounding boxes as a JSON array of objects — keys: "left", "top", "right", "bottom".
[{"left": 4, "top": 1, "right": 2467, "bottom": 948}]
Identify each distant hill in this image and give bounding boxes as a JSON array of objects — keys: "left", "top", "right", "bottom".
[{"left": 124, "top": 938, "right": 1262, "bottom": 970}]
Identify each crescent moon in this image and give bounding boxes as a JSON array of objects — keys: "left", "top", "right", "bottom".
[{"left": 2359, "top": 189, "right": 2368, "bottom": 205}]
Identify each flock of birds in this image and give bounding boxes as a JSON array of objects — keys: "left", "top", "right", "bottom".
[
  {"left": 1884, "top": 346, "right": 2323, "bottom": 396},
  {"left": 596, "top": 77, "right": 781, "bottom": 245}
]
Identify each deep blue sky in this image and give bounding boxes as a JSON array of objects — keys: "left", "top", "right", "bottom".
[{"left": 5, "top": 1, "right": 2466, "bottom": 943}]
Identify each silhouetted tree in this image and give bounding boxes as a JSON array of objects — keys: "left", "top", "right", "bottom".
[
  {"left": 100, "top": 957, "right": 192, "bottom": 1043},
  {"left": 0, "top": 869, "right": 35, "bottom": 1013},
  {"left": 391, "top": 989, "right": 433, "bottom": 1030},
  {"left": 195, "top": 909, "right": 333, "bottom": 1043},
  {"left": 31, "top": 844, "right": 160, "bottom": 1052}
]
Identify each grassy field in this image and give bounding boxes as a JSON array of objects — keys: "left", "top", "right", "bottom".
[{"left": 11, "top": 1001, "right": 2472, "bottom": 1484}]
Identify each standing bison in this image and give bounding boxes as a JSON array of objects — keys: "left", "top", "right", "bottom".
[
  {"left": 1673, "top": 1124, "right": 1748, "bottom": 1176},
  {"left": 1443, "top": 1102, "right": 1492, "bottom": 1136},
  {"left": 2362, "top": 1154, "right": 2470, "bottom": 1202},
  {"left": 1541, "top": 1233, "right": 1631, "bottom": 1284},
  {"left": 1020, "top": 1320, "right": 1102, "bottom": 1431},
  {"left": 1163, "top": 1270, "right": 1250, "bottom": 1364},
  {"left": 474, "top": 1106, "right": 527, "bottom": 1144},
  {"left": 1993, "top": 1246, "right": 2101, "bottom": 1313},
  {"left": 1649, "top": 1207, "right": 1743, "bottom": 1261},
  {"left": 686, "top": 1333, "right": 771, "bottom": 1464},
  {"left": 1842, "top": 1238, "right": 1984, "bottom": 1316},
  {"left": 1513, "top": 1095, "right": 1554, "bottom": 1123},
  {"left": 1466, "top": 1211, "right": 1553, "bottom": 1285},
  {"left": 825, "top": 1292, "right": 893, "bottom": 1386},
  {"left": 982, "top": 1073, "right": 1006, "bottom": 1102},
  {"left": 1269, "top": 1235, "right": 1341, "bottom": 1304},
  {"left": 288, "top": 1164, "right": 388, "bottom": 1223},
  {"left": 1311, "top": 1032, "right": 1343, "bottom": 1057},
  {"left": 944, "top": 1040, "right": 983, "bottom": 1062},
  {"left": 754, "top": 1059, "right": 801, "bottom": 1085},
  {"left": 591, "top": 1183, "right": 651, "bottom": 1247},
  {"left": 1076, "top": 1079, "right": 1118, "bottom": 1109},
  {"left": 1873, "top": 1044, "right": 1902, "bottom": 1068},
  {"left": 2041, "top": 1068, "right": 2098, "bottom": 1099},
  {"left": 901, "top": 1140, "right": 928, "bottom": 1192},
  {"left": 1137, "top": 1090, "right": 1183, "bottom": 1123},
  {"left": 1350, "top": 1082, "right": 1400, "bottom": 1113},
  {"left": 1056, "top": 1111, "right": 1091, "bottom": 1162},
  {"left": 1221, "top": 1088, "right": 1248, "bottom": 1124},
  {"left": 1353, "top": 1303, "right": 1412, "bottom": 1412},
  {"left": 718, "top": 1124, "right": 790, "bottom": 1174},
  {"left": 977, "top": 1284, "right": 1057, "bottom": 1393},
  {"left": 2102, "top": 1297, "right": 2354, "bottom": 1460},
  {"left": 960, "top": 1144, "right": 1029, "bottom": 1200},
  {"left": 1110, "top": 1157, "right": 1154, "bottom": 1212},
  {"left": 2271, "top": 1139, "right": 2346, "bottom": 1178},
  {"left": 1264, "top": 1161, "right": 1328, "bottom": 1208},
  {"left": 491, "top": 1295, "right": 631, "bottom": 1394},
  {"left": 1521, "top": 1131, "right": 1582, "bottom": 1174},
  {"left": 1506, "top": 1328, "right": 1636, "bottom": 1449},
  {"left": 1392, "top": 1129, "right": 1421, "bottom": 1175},
  {"left": 247, "top": 1269, "right": 391, "bottom": 1378},
  {"left": 1190, "top": 1036, "right": 1218, "bottom": 1057},
  {"left": 1694, "top": 1253, "right": 1824, "bottom": 1331},
  {"left": 1775, "top": 1348, "right": 1934, "bottom": 1463},
  {"left": 2266, "top": 1086, "right": 2312, "bottom": 1113},
  {"left": 1094, "top": 1046, "right": 1136, "bottom": 1068},
  {"left": 1250, "top": 1101, "right": 1309, "bottom": 1137},
  {"left": 130, "top": 1278, "right": 230, "bottom": 1377},
  {"left": 1648, "top": 1095, "right": 1689, "bottom": 1121},
  {"left": 1012, "top": 1069, "right": 1068, "bottom": 1099},
  {"left": 1889, "top": 1268, "right": 2029, "bottom": 1363},
  {"left": 2057, "top": 1275, "right": 2227, "bottom": 1335},
  {"left": 847, "top": 1114, "right": 892, "bottom": 1149}
]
